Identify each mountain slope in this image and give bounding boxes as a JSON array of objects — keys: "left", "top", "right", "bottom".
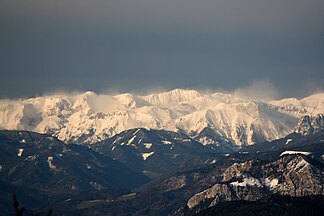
[
  {"left": 187, "top": 155, "right": 324, "bottom": 211},
  {"left": 0, "top": 130, "right": 151, "bottom": 213},
  {"left": 0, "top": 130, "right": 149, "bottom": 190},
  {"left": 242, "top": 131, "right": 324, "bottom": 154},
  {"left": 73, "top": 143, "right": 324, "bottom": 216},
  {"left": 3, "top": 131, "right": 323, "bottom": 215},
  {"left": 91, "top": 128, "right": 221, "bottom": 177},
  {"left": 0, "top": 89, "right": 323, "bottom": 146}
]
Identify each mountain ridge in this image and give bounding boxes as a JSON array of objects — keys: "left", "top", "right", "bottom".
[{"left": 1, "top": 89, "right": 323, "bottom": 146}]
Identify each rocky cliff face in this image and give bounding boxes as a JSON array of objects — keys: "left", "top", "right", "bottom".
[
  {"left": 187, "top": 155, "right": 324, "bottom": 210},
  {"left": 296, "top": 114, "right": 324, "bottom": 135}
]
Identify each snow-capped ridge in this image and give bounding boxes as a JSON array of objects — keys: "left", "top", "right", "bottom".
[
  {"left": 0, "top": 90, "right": 323, "bottom": 145},
  {"left": 143, "top": 89, "right": 201, "bottom": 105}
]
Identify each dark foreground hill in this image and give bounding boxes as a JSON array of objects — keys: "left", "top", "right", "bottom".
[
  {"left": 195, "top": 195, "right": 324, "bottom": 216},
  {"left": 0, "top": 130, "right": 149, "bottom": 213}
]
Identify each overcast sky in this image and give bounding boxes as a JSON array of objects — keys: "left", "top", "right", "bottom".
[{"left": 1, "top": 0, "right": 323, "bottom": 99}]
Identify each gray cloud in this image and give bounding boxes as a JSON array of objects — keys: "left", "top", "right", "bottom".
[
  {"left": 0, "top": 0, "right": 323, "bottom": 99},
  {"left": 234, "top": 79, "right": 280, "bottom": 101},
  {"left": 3, "top": 0, "right": 323, "bottom": 34}
]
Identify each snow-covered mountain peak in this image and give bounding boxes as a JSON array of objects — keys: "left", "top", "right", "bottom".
[
  {"left": 301, "top": 93, "right": 324, "bottom": 110},
  {"left": 0, "top": 90, "right": 323, "bottom": 146},
  {"left": 143, "top": 88, "right": 201, "bottom": 105}
]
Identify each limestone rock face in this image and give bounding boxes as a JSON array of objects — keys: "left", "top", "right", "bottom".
[
  {"left": 222, "top": 160, "right": 256, "bottom": 182},
  {"left": 187, "top": 184, "right": 232, "bottom": 209},
  {"left": 271, "top": 156, "right": 324, "bottom": 196},
  {"left": 187, "top": 155, "right": 324, "bottom": 210}
]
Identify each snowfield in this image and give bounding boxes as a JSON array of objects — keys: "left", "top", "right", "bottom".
[
  {"left": 0, "top": 89, "right": 323, "bottom": 146},
  {"left": 142, "top": 152, "right": 154, "bottom": 160},
  {"left": 280, "top": 151, "right": 312, "bottom": 157}
]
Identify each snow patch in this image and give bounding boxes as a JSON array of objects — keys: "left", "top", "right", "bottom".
[
  {"left": 17, "top": 148, "right": 24, "bottom": 157},
  {"left": 127, "top": 136, "right": 136, "bottom": 145},
  {"left": 171, "top": 154, "right": 179, "bottom": 159},
  {"left": 121, "top": 192, "right": 137, "bottom": 198},
  {"left": 181, "top": 139, "right": 191, "bottom": 142},
  {"left": 112, "top": 137, "right": 122, "bottom": 144},
  {"left": 162, "top": 140, "right": 172, "bottom": 145},
  {"left": 47, "top": 156, "right": 57, "bottom": 170},
  {"left": 143, "top": 143, "right": 152, "bottom": 149},
  {"left": 198, "top": 137, "right": 215, "bottom": 145},
  {"left": 142, "top": 152, "right": 154, "bottom": 160},
  {"left": 280, "top": 151, "right": 312, "bottom": 157},
  {"left": 25, "top": 155, "right": 37, "bottom": 161},
  {"left": 285, "top": 139, "right": 293, "bottom": 145},
  {"left": 210, "top": 159, "right": 217, "bottom": 164},
  {"left": 265, "top": 178, "right": 279, "bottom": 189},
  {"left": 230, "top": 177, "right": 262, "bottom": 187},
  {"left": 132, "top": 129, "right": 140, "bottom": 136}
]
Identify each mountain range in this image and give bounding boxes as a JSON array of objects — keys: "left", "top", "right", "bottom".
[
  {"left": 90, "top": 128, "right": 221, "bottom": 178},
  {"left": 65, "top": 131, "right": 324, "bottom": 215},
  {"left": 1, "top": 89, "right": 324, "bottom": 215},
  {"left": 1, "top": 89, "right": 324, "bottom": 148},
  {"left": 1, "top": 129, "right": 323, "bottom": 215}
]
